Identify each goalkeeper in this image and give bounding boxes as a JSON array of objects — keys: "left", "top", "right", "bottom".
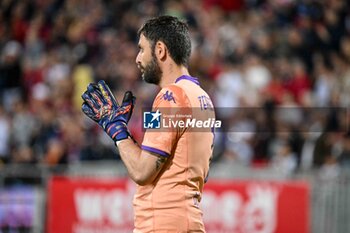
[{"left": 81, "top": 16, "right": 215, "bottom": 233}]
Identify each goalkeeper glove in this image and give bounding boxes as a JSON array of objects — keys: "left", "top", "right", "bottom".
[{"left": 81, "top": 80, "right": 135, "bottom": 142}]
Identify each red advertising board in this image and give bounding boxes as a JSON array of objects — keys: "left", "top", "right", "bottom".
[
  {"left": 202, "top": 180, "right": 310, "bottom": 233},
  {"left": 47, "top": 177, "right": 309, "bottom": 233},
  {"left": 47, "top": 176, "right": 135, "bottom": 233}
]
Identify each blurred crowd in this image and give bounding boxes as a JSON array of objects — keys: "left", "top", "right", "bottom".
[{"left": 0, "top": 0, "right": 350, "bottom": 178}]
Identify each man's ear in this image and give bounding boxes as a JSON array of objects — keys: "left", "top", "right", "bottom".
[{"left": 155, "top": 41, "right": 167, "bottom": 61}]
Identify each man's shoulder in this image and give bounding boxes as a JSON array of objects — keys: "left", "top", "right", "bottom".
[{"left": 153, "top": 84, "right": 189, "bottom": 107}]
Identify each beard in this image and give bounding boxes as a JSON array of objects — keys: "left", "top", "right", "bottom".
[{"left": 141, "top": 55, "right": 162, "bottom": 85}]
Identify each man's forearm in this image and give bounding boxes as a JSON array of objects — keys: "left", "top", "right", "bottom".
[
  {"left": 117, "top": 138, "right": 143, "bottom": 183},
  {"left": 117, "top": 138, "right": 166, "bottom": 185}
]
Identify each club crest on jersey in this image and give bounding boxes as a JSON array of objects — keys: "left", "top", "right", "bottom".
[{"left": 163, "top": 91, "right": 176, "bottom": 103}]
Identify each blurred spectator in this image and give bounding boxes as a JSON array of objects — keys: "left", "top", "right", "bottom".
[
  {"left": 11, "top": 98, "right": 36, "bottom": 148},
  {"left": 243, "top": 54, "right": 272, "bottom": 106},
  {"left": 214, "top": 61, "right": 244, "bottom": 117},
  {"left": 0, "top": 40, "right": 23, "bottom": 112},
  {"left": 300, "top": 132, "right": 321, "bottom": 171},
  {"left": 0, "top": 105, "right": 10, "bottom": 163},
  {"left": 338, "top": 133, "right": 350, "bottom": 168},
  {"left": 313, "top": 57, "right": 337, "bottom": 107},
  {"left": 271, "top": 140, "right": 298, "bottom": 177},
  {"left": 283, "top": 59, "right": 311, "bottom": 105},
  {"left": 318, "top": 155, "right": 341, "bottom": 181}
]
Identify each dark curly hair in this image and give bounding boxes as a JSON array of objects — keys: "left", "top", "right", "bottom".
[{"left": 138, "top": 15, "right": 191, "bottom": 67}]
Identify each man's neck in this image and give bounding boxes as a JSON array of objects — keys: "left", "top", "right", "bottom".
[{"left": 159, "top": 64, "right": 190, "bottom": 88}]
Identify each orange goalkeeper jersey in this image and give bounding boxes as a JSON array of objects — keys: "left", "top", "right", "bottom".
[{"left": 134, "top": 75, "right": 215, "bottom": 232}]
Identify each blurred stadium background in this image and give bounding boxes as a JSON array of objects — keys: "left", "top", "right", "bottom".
[{"left": 0, "top": 0, "right": 350, "bottom": 232}]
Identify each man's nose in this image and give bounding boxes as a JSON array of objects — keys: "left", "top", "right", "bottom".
[{"left": 135, "top": 53, "right": 140, "bottom": 65}]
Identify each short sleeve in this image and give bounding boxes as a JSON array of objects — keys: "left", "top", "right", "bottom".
[{"left": 141, "top": 85, "right": 190, "bottom": 158}]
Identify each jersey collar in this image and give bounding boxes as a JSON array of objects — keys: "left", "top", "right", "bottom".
[{"left": 175, "top": 75, "right": 200, "bottom": 86}]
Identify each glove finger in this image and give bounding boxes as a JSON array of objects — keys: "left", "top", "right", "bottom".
[
  {"left": 121, "top": 91, "right": 135, "bottom": 123},
  {"left": 87, "top": 83, "right": 108, "bottom": 105},
  {"left": 98, "top": 80, "right": 119, "bottom": 107},
  {"left": 87, "top": 83, "right": 104, "bottom": 101},
  {"left": 87, "top": 83, "right": 100, "bottom": 93},
  {"left": 82, "top": 102, "right": 100, "bottom": 121},
  {"left": 81, "top": 91, "right": 101, "bottom": 113},
  {"left": 89, "top": 91, "right": 105, "bottom": 107},
  {"left": 122, "top": 91, "right": 136, "bottom": 106}
]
